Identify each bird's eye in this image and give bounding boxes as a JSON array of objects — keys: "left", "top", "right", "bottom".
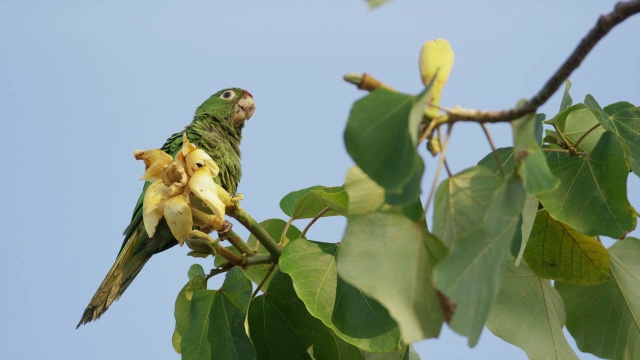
[
  {"left": 220, "top": 90, "right": 236, "bottom": 100},
  {"left": 195, "top": 162, "right": 204, "bottom": 168}
]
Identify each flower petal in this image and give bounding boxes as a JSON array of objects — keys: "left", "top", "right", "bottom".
[
  {"left": 181, "top": 134, "right": 197, "bottom": 157},
  {"left": 142, "top": 181, "right": 169, "bottom": 237},
  {"left": 164, "top": 194, "right": 192, "bottom": 245},
  {"left": 188, "top": 167, "right": 226, "bottom": 219},
  {"left": 135, "top": 149, "right": 174, "bottom": 181},
  {"left": 162, "top": 163, "right": 188, "bottom": 196},
  {"left": 185, "top": 148, "right": 220, "bottom": 177},
  {"left": 175, "top": 150, "right": 187, "bottom": 172}
]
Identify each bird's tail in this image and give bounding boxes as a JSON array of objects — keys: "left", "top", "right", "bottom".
[{"left": 77, "top": 231, "right": 151, "bottom": 328}]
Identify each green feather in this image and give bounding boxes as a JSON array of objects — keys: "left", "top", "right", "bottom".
[{"left": 77, "top": 88, "right": 252, "bottom": 327}]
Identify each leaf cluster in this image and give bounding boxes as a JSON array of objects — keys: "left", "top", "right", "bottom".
[{"left": 173, "top": 79, "right": 640, "bottom": 359}]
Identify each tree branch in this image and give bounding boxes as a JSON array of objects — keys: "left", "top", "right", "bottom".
[
  {"left": 344, "top": 1, "right": 640, "bottom": 132},
  {"left": 223, "top": 230, "right": 254, "bottom": 256},
  {"left": 227, "top": 205, "right": 283, "bottom": 259},
  {"left": 206, "top": 254, "right": 274, "bottom": 280}
]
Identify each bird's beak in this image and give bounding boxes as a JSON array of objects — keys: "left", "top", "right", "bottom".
[{"left": 232, "top": 93, "right": 255, "bottom": 126}]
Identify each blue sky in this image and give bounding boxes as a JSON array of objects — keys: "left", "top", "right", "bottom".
[{"left": 1, "top": 1, "right": 638, "bottom": 359}]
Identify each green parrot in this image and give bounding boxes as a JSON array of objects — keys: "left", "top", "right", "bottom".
[{"left": 77, "top": 88, "right": 255, "bottom": 328}]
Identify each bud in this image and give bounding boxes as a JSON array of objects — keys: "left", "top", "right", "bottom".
[{"left": 419, "top": 39, "right": 455, "bottom": 118}]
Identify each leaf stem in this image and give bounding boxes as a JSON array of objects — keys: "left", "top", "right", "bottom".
[
  {"left": 541, "top": 147, "right": 589, "bottom": 157},
  {"left": 572, "top": 123, "right": 602, "bottom": 150},
  {"left": 300, "top": 207, "right": 330, "bottom": 239},
  {"left": 481, "top": 123, "right": 504, "bottom": 178},
  {"left": 224, "top": 230, "right": 253, "bottom": 257},
  {"left": 251, "top": 264, "right": 277, "bottom": 299},
  {"left": 206, "top": 254, "right": 274, "bottom": 281},
  {"left": 552, "top": 123, "right": 573, "bottom": 150},
  {"left": 424, "top": 125, "right": 453, "bottom": 216},
  {"left": 281, "top": 217, "right": 294, "bottom": 245}
]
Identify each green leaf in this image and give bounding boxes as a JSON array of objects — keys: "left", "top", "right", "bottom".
[
  {"left": 524, "top": 210, "right": 609, "bottom": 285},
  {"left": 518, "top": 151, "right": 559, "bottom": 194},
  {"left": 337, "top": 212, "right": 444, "bottom": 343},
  {"left": 559, "top": 80, "right": 572, "bottom": 112},
  {"left": 245, "top": 219, "right": 302, "bottom": 289},
  {"left": 280, "top": 186, "right": 348, "bottom": 219},
  {"left": 173, "top": 274, "right": 206, "bottom": 354},
  {"left": 606, "top": 107, "right": 640, "bottom": 177},
  {"left": 344, "top": 89, "right": 421, "bottom": 193},
  {"left": 384, "top": 155, "right": 424, "bottom": 205},
  {"left": 344, "top": 166, "right": 385, "bottom": 215},
  {"left": 538, "top": 131, "right": 637, "bottom": 238},
  {"left": 181, "top": 269, "right": 255, "bottom": 360},
  {"left": 603, "top": 101, "right": 635, "bottom": 116},
  {"left": 208, "top": 268, "right": 255, "bottom": 360},
  {"left": 280, "top": 238, "right": 402, "bottom": 352},
  {"left": 560, "top": 108, "right": 606, "bottom": 152},
  {"left": 248, "top": 270, "right": 340, "bottom": 360},
  {"left": 433, "top": 174, "right": 526, "bottom": 346},
  {"left": 362, "top": 345, "right": 420, "bottom": 360},
  {"left": 477, "top": 147, "right": 515, "bottom": 177},
  {"left": 332, "top": 333, "right": 365, "bottom": 360},
  {"left": 181, "top": 290, "right": 216, "bottom": 360},
  {"left": 408, "top": 87, "right": 433, "bottom": 143},
  {"left": 487, "top": 261, "right": 578, "bottom": 360},
  {"left": 586, "top": 97, "right": 640, "bottom": 177},
  {"left": 556, "top": 238, "right": 640, "bottom": 359},
  {"left": 511, "top": 111, "right": 558, "bottom": 194},
  {"left": 545, "top": 103, "right": 586, "bottom": 127},
  {"left": 514, "top": 197, "right": 539, "bottom": 266},
  {"left": 187, "top": 264, "right": 205, "bottom": 280},
  {"left": 432, "top": 166, "right": 501, "bottom": 247},
  {"left": 512, "top": 111, "right": 541, "bottom": 151}
]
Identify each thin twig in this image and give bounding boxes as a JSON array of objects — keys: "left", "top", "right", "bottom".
[
  {"left": 480, "top": 123, "right": 505, "bottom": 178},
  {"left": 437, "top": 127, "right": 453, "bottom": 177},
  {"left": 205, "top": 262, "right": 234, "bottom": 280},
  {"left": 572, "top": 123, "right": 602, "bottom": 150},
  {"left": 281, "top": 217, "right": 294, "bottom": 245},
  {"left": 215, "top": 245, "right": 244, "bottom": 266},
  {"left": 541, "top": 147, "right": 589, "bottom": 157},
  {"left": 205, "top": 254, "right": 274, "bottom": 281},
  {"left": 424, "top": 125, "right": 453, "bottom": 216},
  {"left": 301, "top": 207, "right": 330, "bottom": 239},
  {"left": 251, "top": 264, "right": 277, "bottom": 299}
]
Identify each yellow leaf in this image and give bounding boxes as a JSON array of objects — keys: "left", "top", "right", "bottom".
[{"left": 419, "top": 38, "right": 455, "bottom": 117}]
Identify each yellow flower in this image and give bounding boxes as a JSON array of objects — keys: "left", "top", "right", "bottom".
[{"left": 135, "top": 134, "right": 230, "bottom": 245}]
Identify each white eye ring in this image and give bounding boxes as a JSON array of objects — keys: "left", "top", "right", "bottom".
[{"left": 220, "top": 90, "right": 236, "bottom": 100}]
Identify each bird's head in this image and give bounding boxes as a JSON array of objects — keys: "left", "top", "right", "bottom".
[{"left": 196, "top": 88, "right": 255, "bottom": 128}]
